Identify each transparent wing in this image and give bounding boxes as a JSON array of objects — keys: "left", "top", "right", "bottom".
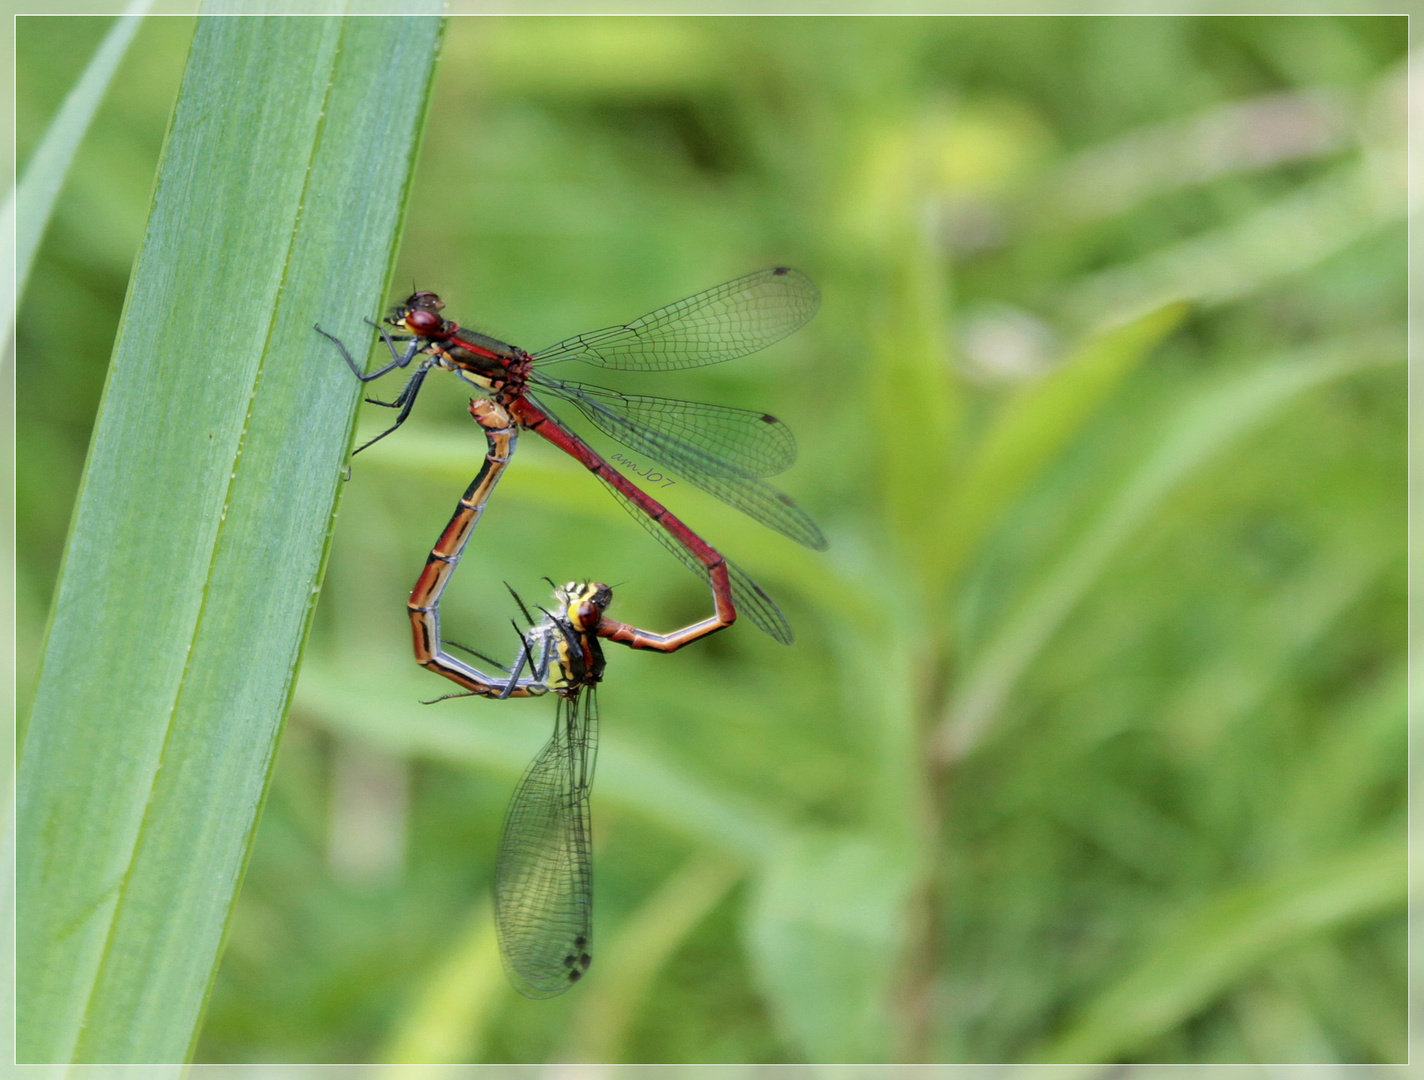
[
  {"left": 533, "top": 380, "right": 797, "bottom": 477},
  {"left": 595, "top": 473, "right": 794, "bottom": 645},
  {"left": 530, "top": 267, "right": 820, "bottom": 371},
  {"left": 539, "top": 382, "right": 826, "bottom": 551},
  {"left": 494, "top": 689, "right": 598, "bottom": 998}
]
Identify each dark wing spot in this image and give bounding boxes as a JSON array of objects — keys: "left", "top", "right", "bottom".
[
  {"left": 761, "top": 414, "right": 779, "bottom": 424},
  {"left": 568, "top": 970, "right": 582, "bottom": 983},
  {"left": 772, "top": 267, "right": 790, "bottom": 275}
]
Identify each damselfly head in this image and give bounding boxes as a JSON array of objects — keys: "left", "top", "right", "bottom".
[
  {"left": 388, "top": 292, "right": 448, "bottom": 335},
  {"left": 555, "top": 581, "right": 613, "bottom": 631}
]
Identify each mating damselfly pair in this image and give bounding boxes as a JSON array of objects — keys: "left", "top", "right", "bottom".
[{"left": 321, "top": 267, "right": 823, "bottom": 996}]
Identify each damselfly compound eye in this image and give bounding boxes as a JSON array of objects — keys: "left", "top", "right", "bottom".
[
  {"left": 406, "top": 309, "right": 444, "bottom": 334},
  {"left": 406, "top": 290, "right": 445, "bottom": 312}
]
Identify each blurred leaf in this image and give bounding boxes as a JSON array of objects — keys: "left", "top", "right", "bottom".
[
  {"left": 476, "top": 17, "right": 718, "bottom": 98},
  {"left": 1033, "top": 834, "right": 1405, "bottom": 1064},
  {"left": 567, "top": 853, "right": 742, "bottom": 1062},
  {"left": 1062, "top": 158, "right": 1404, "bottom": 324},
  {"left": 16, "top": 16, "right": 441, "bottom": 1062},
  {"left": 1163, "top": 543, "right": 1391, "bottom": 754},
  {"left": 874, "top": 241, "right": 959, "bottom": 590},
  {"left": 1041, "top": 87, "right": 1356, "bottom": 228},
  {"left": 938, "top": 333, "right": 1403, "bottom": 762},
  {"left": 746, "top": 832, "right": 913, "bottom": 1062},
  {"left": 4, "top": 2, "right": 149, "bottom": 343},
  {"left": 0, "top": 754, "right": 12, "bottom": 1064},
  {"left": 1270, "top": 659, "right": 1405, "bottom": 859},
  {"left": 376, "top": 898, "right": 506, "bottom": 1065},
  {"left": 848, "top": 108, "right": 963, "bottom": 593},
  {"left": 297, "top": 659, "right": 787, "bottom": 862},
  {"left": 936, "top": 301, "right": 1187, "bottom": 594}
]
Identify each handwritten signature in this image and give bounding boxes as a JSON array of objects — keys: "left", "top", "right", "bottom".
[{"left": 611, "top": 452, "right": 676, "bottom": 488}]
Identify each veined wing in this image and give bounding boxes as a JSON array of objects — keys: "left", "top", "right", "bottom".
[
  {"left": 539, "top": 382, "right": 826, "bottom": 552},
  {"left": 595, "top": 473, "right": 794, "bottom": 645},
  {"left": 529, "top": 267, "right": 820, "bottom": 372},
  {"left": 494, "top": 689, "right": 598, "bottom": 998},
  {"left": 530, "top": 380, "right": 797, "bottom": 478}
]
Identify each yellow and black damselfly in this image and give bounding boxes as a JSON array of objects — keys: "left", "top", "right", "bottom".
[{"left": 426, "top": 578, "right": 607, "bottom": 997}]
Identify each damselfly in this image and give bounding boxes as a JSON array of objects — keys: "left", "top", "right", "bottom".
[
  {"left": 429, "top": 577, "right": 608, "bottom": 997},
  {"left": 317, "top": 268, "right": 825, "bottom": 644}
]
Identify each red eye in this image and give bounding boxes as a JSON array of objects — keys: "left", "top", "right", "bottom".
[
  {"left": 575, "top": 601, "right": 598, "bottom": 627},
  {"left": 407, "top": 309, "right": 443, "bottom": 334}
]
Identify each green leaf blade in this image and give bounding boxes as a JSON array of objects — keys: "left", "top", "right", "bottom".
[
  {"left": 939, "top": 302, "right": 1187, "bottom": 587},
  {"left": 18, "top": 14, "right": 442, "bottom": 1063}
]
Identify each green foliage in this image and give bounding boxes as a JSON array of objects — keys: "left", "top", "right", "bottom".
[
  {"left": 5, "top": 5, "right": 144, "bottom": 340},
  {"left": 1038, "top": 834, "right": 1404, "bottom": 1063},
  {"left": 16, "top": 14, "right": 1404, "bottom": 1066},
  {"left": 15, "top": 14, "right": 440, "bottom": 1062}
]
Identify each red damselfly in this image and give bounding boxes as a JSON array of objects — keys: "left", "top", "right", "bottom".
[{"left": 317, "top": 268, "right": 825, "bottom": 643}]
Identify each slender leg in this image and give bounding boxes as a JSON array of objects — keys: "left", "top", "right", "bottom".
[
  {"left": 317, "top": 321, "right": 436, "bottom": 453},
  {"left": 353, "top": 365, "right": 432, "bottom": 453},
  {"left": 363, "top": 361, "right": 430, "bottom": 408},
  {"left": 366, "top": 317, "right": 418, "bottom": 364},
  {"left": 315, "top": 323, "right": 420, "bottom": 381},
  {"left": 505, "top": 583, "right": 537, "bottom": 626}
]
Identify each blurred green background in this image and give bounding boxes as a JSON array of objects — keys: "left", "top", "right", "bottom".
[{"left": 17, "top": 14, "right": 1405, "bottom": 1065}]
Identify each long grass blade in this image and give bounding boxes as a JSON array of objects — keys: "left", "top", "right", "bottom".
[
  {"left": 17, "top": 15, "right": 442, "bottom": 1062},
  {"left": 4, "top": 1, "right": 151, "bottom": 345}
]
